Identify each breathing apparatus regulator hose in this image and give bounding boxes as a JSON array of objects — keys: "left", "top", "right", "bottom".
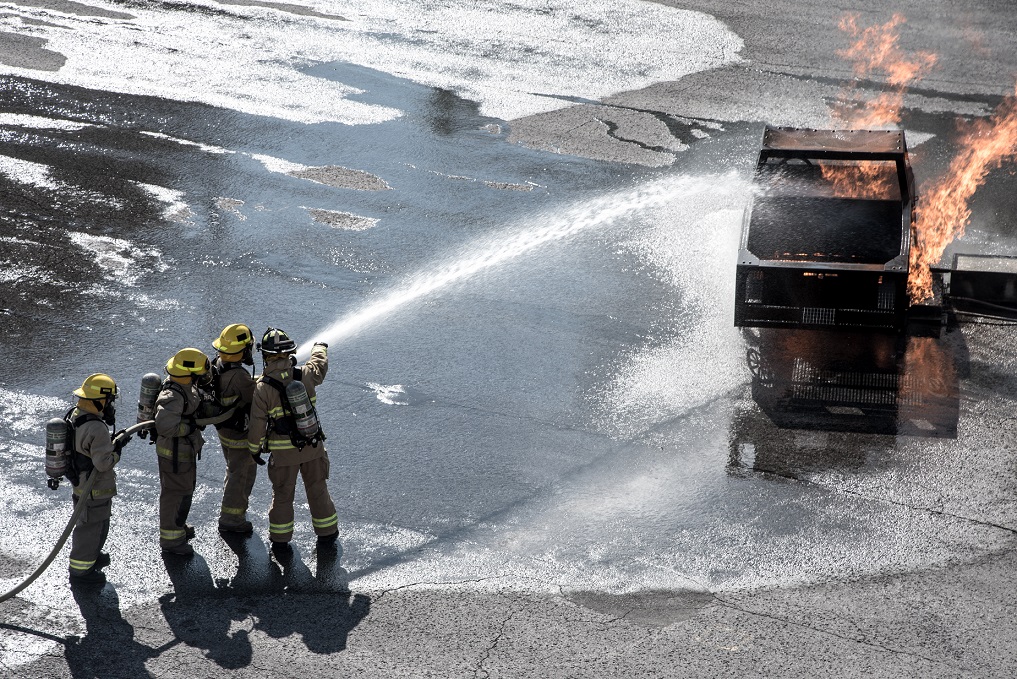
[{"left": 0, "top": 419, "right": 154, "bottom": 604}]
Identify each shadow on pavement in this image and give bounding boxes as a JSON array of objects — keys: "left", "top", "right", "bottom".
[
  {"left": 66, "top": 581, "right": 166, "bottom": 679},
  {"left": 161, "top": 552, "right": 254, "bottom": 670},
  {"left": 155, "top": 537, "right": 370, "bottom": 662},
  {"left": 249, "top": 541, "right": 372, "bottom": 654}
]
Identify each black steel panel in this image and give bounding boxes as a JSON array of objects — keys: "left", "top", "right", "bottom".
[{"left": 747, "top": 196, "right": 903, "bottom": 263}]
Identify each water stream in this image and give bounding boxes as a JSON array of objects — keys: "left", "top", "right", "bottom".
[{"left": 298, "top": 173, "right": 734, "bottom": 356}]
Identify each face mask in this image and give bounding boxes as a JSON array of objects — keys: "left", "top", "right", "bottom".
[{"left": 102, "top": 400, "right": 116, "bottom": 426}]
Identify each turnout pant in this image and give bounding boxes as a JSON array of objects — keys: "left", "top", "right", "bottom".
[
  {"left": 267, "top": 455, "right": 338, "bottom": 543},
  {"left": 158, "top": 456, "right": 196, "bottom": 547},
  {"left": 219, "top": 445, "right": 257, "bottom": 526},
  {"left": 69, "top": 496, "right": 111, "bottom": 575}
]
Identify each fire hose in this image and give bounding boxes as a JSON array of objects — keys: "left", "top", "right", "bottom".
[{"left": 0, "top": 419, "right": 154, "bottom": 603}]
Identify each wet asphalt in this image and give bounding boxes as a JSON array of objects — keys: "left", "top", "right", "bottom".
[{"left": 2, "top": 1, "right": 1017, "bottom": 677}]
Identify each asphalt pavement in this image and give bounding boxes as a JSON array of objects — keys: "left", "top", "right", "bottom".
[{"left": 2, "top": 1, "right": 1017, "bottom": 677}]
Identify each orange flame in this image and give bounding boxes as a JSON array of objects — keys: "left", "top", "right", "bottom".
[
  {"left": 824, "top": 14, "right": 1017, "bottom": 305},
  {"left": 909, "top": 89, "right": 1017, "bottom": 302},
  {"left": 833, "top": 13, "right": 937, "bottom": 129},
  {"left": 821, "top": 160, "right": 899, "bottom": 200},
  {"left": 823, "top": 15, "right": 936, "bottom": 199}
]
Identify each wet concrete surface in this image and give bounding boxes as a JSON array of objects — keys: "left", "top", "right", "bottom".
[{"left": 2, "top": 1, "right": 1017, "bottom": 677}]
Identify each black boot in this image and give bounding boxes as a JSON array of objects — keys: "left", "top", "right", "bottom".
[
  {"left": 316, "top": 531, "right": 339, "bottom": 547},
  {"left": 270, "top": 541, "right": 293, "bottom": 562},
  {"left": 69, "top": 568, "right": 106, "bottom": 585}
]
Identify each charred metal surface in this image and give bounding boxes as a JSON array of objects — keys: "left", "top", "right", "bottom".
[{"left": 735, "top": 126, "right": 915, "bottom": 332}]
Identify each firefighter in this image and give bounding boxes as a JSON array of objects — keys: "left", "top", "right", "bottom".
[
  {"left": 154, "top": 348, "right": 210, "bottom": 557},
  {"left": 211, "top": 323, "right": 258, "bottom": 534},
  {"left": 247, "top": 328, "right": 338, "bottom": 559},
  {"left": 68, "top": 373, "right": 129, "bottom": 584}
]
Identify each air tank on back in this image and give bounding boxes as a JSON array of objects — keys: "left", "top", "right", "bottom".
[
  {"left": 136, "top": 372, "right": 161, "bottom": 439},
  {"left": 138, "top": 373, "right": 161, "bottom": 424},
  {"left": 285, "top": 379, "right": 320, "bottom": 441},
  {"left": 45, "top": 417, "right": 69, "bottom": 490}
]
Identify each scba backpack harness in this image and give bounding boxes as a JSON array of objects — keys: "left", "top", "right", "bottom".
[
  {"left": 209, "top": 361, "right": 252, "bottom": 433},
  {"left": 44, "top": 408, "right": 102, "bottom": 489},
  {"left": 261, "top": 367, "right": 326, "bottom": 451}
]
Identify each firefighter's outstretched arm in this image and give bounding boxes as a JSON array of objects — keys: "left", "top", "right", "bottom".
[{"left": 302, "top": 342, "right": 329, "bottom": 386}]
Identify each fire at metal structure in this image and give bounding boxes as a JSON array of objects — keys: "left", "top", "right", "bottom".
[
  {"left": 733, "top": 126, "right": 961, "bottom": 436},
  {"left": 735, "top": 126, "right": 915, "bottom": 332}
]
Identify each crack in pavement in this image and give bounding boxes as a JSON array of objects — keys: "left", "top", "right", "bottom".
[
  {"left": 373, "top": 576, "right": 502, "bottom": 602},
  {"left": 749, "top": 464, "right": 1017, "bottom": 536},
  {"left": 595, "top": 116, "right": 677, "bottom": 157},
  {"left": 472, "top": 594, "right": 525, "bottom": 679},
  {"left": 711, "top": 593, "right": 969, "bottom": 672},
  {"left": 837, "top": 486, "right": 1017, "bottom": 536}
]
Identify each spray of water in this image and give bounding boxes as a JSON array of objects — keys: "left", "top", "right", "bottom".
[{"left": 297, "top": 174, "right": 733, "bottom": 357}]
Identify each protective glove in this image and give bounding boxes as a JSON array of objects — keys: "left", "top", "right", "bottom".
[
  {"left": 251, "top": 453, "right": 266, "bottom": 466},
  {"left": 112, "top": 432, "right": 133, "bottom": 453}
]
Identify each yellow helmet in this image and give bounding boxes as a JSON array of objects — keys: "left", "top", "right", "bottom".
[
  {"left": 212, "top": 323, "right": 254, "bottom": 355},
  {"left": 73, "top": 373, "right": 118, "bottom": 401},
  {"left": 165, "top": 348, "right": 210, "bottom": 378}
]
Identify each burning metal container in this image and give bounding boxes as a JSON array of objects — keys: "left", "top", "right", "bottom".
[{"left": 734, "top": 126, "right": 916, "bottom": 332}]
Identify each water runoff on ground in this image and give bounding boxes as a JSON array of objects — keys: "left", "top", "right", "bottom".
[{"left": 0, "top": 0, "right": 1012, "bottom": 670}]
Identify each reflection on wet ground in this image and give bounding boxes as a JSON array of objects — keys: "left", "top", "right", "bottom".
[{"left": 730, "top": 325, "right": 965, "bottom": 478}]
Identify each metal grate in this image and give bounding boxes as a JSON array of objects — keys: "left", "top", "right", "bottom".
[
  {"left": 877, "top": 287, "right": 895, "bottom": 310},
  {"left": 802, "top": 307, "right": 835, "bottom": 325},
  {"left": 788, "top": 358, "right": 929, "bottom": 407}
]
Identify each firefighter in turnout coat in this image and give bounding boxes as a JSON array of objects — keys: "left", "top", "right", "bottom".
[
  {"left": 154, "top": 348, "right": 210, "bottom": 556},
  {"left": 247, "top": 328, "right": 338, "bottom": 559},
  {"left": 211, "top": 323, "right": 258, "bottom": 534},
  {"left": 68, "top": 373, "right": 127, "bottom": 584}
]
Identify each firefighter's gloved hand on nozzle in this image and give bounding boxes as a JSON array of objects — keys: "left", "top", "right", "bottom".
[
  {"left": 112, "top": 431, "right": 132, "bottom": 452},
  {"left": 111, "top": 432, "right": 132, "bottom": 463}
]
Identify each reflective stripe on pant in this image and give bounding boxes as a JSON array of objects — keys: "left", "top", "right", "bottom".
[
  {"left": 69, "top": 496, "right": 112, "bottom": 573},
  {"left": 158, "top": 456, "right": 196, "bottom": 547},
  {"left": 267, "top": 455, "right": 337, "bottom": 543},
  {"left": 219, "top": 445, "right": 256, "bottom": 525}
]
